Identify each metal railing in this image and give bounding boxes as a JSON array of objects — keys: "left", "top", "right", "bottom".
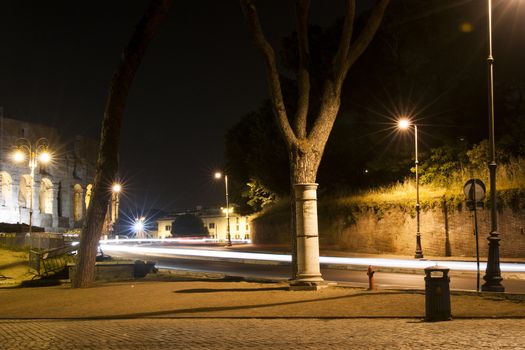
[
  {"left": 28, "top": 245, "right": 77, "bottom": 276},
  {"left": 0, "top": 233, "right": 18, "bottom": 249}
]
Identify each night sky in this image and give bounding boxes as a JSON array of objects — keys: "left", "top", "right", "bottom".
[
  {"left": 1, "top": 1, "right": 523, "bottom": 214},
  {"left": 0, "top": 0, "right": 352, "bottom": 213}
]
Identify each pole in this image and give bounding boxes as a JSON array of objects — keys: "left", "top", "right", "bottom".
[
  {"left": 472, "top": 184, "right": 481, "bottom": 292},
  {"left": 115, "top": 192, "right": 120, "bottom": 222},
  {"left": 482, "top": 0, "right": 504, "bottom": 292},
  {"left": 225, "top": 175, "right": 231, "bottom": 246},
  {"left": 414, "top": 124, "right": 423, "bottom": 258},
  {"left": 28, "top": 152, "right": 35, "bottom": 236},
  {"left": 14, "top": 138, "right": 49, "bottom": 238}
]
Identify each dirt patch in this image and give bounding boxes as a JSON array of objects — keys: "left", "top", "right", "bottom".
[{"left": 0, "top": 248, "right": 32, "bottom": 286}]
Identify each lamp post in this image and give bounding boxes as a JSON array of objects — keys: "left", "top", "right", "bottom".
[
  {"left": 482, "top": 0, "right": 504, "bottom": 292},
  {"left": 12, "top": 138, "right": 51, "bottom": 235},
  {"left": 106, "top": 183, "right": 122, "bottom": 238},
  {"left": 214, "top": 171, "right": 232, "bottom": 246},
  {"left": 398, "top": 118, "right": 424, "bottom": 259},
  {"left": 111, "top": 183, "right": 122, "bottom": 224}
]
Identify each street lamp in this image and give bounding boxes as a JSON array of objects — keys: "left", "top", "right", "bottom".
[
  {"left": 107, "top": 183, "right": 122, "bottom": 238},
  {"left": 111, "top": 183, "right": 122, "bottom": 222},
  {"left": 214, "top": 171, "right": 232, "bottom": 246},
  {"left": 482, "top": 0, "right": 504, "bottom": 292},
  {"left": 11, "top": 138, "right": 51, "bottom": 235},
  {"left": 398, "top": 118, "right": 424, "bottom": 259},
  {"left": 133, "top": 217, "right": 145, "bottom": 239}
]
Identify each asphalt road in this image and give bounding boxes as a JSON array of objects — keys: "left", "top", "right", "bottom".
[{"left": 105, "top": 249, "right": 525, "bottom": 293}]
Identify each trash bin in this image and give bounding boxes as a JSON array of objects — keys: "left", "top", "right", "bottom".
[{"left": 424, "top": 265, "right": 451, "bottom": 322}]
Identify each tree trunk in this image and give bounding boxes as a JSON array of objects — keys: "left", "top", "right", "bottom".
[
  {"left": 72, "top": 0, "right": 172, "bottom": 288},
  {"left": 289, "top": 146, "right": 324, "bottom": 288}
]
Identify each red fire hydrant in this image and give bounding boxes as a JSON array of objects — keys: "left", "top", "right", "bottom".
[{"left": 367, "top": 265, "right": 375, "bottom": 290}]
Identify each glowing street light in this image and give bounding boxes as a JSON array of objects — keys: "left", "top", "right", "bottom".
[
  {"left": 398, "top": 118, "right": 424, "bottom": 259},
  {"left": 11, "top": 138, "right": 51, "bottom": 235},
  {"left": 133, "top": 217, "right": 146, "bottom": 239},
  {"left": 112, "top": 183, "right": 122, "bottom": 194},
  {"left": 214, "top": 171, "right": 232, "bottom": 246}
]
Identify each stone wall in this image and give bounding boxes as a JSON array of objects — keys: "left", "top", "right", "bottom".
[{"left": 252, "top": 202, "right": 525, "bottom": 258}]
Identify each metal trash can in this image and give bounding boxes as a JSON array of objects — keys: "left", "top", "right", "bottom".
[{"left": 424, "top": 265, "right": 451, "bottom": 322}]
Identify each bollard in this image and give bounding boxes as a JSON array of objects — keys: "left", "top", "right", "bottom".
[{"left": 367, "top": 265, "right": 375, "bottom": 290}]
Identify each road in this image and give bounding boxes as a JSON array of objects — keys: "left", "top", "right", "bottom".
[{"left": 101, "top": 244, "right": 525, "bottom": 293}]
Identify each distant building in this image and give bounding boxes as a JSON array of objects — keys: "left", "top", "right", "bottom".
[
  {"left": 156, "top": 217, "right": 173, "bottom": 239},
  {"left": 0, "top": 115, "right": 97, "bottom": 231},
  {"left": 156, "top": 207, "right": 251, "bottom": 242}
]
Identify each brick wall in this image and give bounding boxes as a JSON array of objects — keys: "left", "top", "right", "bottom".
[{"left": 252, "top": 202, "right": 525, "bottom": 258}]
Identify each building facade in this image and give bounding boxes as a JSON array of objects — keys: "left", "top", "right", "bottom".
[
  {"left": 200, "top": 210, "right": 251, "bottom": 241},
  {"left": 156, "top": 218, "right": 173, "bottom": 239},
  {"left": 156, "top": 207, "right": 251, "bottom": 242},
  {"left": 0, "top": 116, "right": 97, "bottom": 231}
]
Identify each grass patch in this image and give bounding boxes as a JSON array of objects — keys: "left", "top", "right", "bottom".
[{"left": 256, "top": 157, "right": 525, "bottom": 222}]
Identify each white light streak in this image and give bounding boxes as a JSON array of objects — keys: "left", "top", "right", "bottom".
[{"left": 98, "top": 241, "right": 525, "bottom": 273}]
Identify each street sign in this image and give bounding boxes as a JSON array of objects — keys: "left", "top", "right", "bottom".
[
  {"left": 463, "top": 178, "right": 485, "bottom": 292},
  {"left": 463, "top": 179, "right": 486, "bottom": 202}
]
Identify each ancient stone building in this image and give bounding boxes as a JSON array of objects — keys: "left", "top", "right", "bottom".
[{"left": 0, "top": 115, "right": 97, "bottom": 232}]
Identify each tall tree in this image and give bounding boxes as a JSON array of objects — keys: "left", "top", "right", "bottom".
[
  {"left": 72, "top": 0, "right": 172, "bottom": 288},
  {"left": 240, "top": 0, "right": 389, "bottom": 287}
]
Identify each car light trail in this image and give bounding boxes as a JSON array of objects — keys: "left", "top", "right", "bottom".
[
  {"left": 99, "top": 242, "right": 525, "bottom": 273},
  {"left": 102, "top": 238, "right": 252, "bottom": 244},
  {"left": 100, "top": 244, "right": 290, "bottom": 262}
]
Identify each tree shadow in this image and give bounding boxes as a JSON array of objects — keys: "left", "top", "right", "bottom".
[
  {"left": 79, "top": 291, "right": 404, "bottom": 319},
  {"left": 0, "top": 261, "right": 28, "bottom": 269},
  {"left": 175, "top": 287, "right": 288, "bottom": 293},
  {"left": 3, "top": 290, "right": 426, "bottom": 320}
]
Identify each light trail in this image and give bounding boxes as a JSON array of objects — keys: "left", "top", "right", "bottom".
[
  {"left": 99, "top": 243, "right": 525, "bottom": 273},
  {"left": 102, "top": 238, "right": 252, "bottom": 244},
  {"left": 100, "top": 243, "right": 288, "bottom": 262}
]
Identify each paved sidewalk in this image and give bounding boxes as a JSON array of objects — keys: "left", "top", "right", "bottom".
[
  {"left": 3, "top": 318, "right": 525, "bottom": 350},
  {"left": 1, "top": 273, "right": 525, "bottom": 349}
]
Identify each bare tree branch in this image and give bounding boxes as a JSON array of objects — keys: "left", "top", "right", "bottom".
[
  {"left": 332, "top": 0, "right": 356, "bottom": 86},
  {"left": 240, "top": 0, "right": 297, "bottom": 147},
  {"left": 307, "top": 79, "right": 340, "bottom": 148},
  {"left": 72, "top": 0, "right": 172, "bottom": 288},
  {"left": 308, "top": 0, "right": 389, "bottom": 145},
  {"left": 293, "top": 0, "right": 310, "bottom": 139},
  {"left": 346, "top": 0, "right": 390, "bottom": 71}
]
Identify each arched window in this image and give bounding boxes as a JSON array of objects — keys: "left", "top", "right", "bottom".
[
  {"left": 18, "top": 175, "right": 31, "bottom": 208},
  {"left": 0, "top": 171, "right": 13, "bottom": 207},
  {"left": 39, "top": 178, "right": 53, "bottom": 214},
  {"left": 85, "top": 184, "right": 93, "bottom": 209},
  {"left": 73, "top": 184, "right": 83, "bottom": 221}
]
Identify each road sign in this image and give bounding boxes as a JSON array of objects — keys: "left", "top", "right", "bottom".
[
  {"left": 463, "top": 179, "right": 486, "bottom": 202},
  {"left": 464, "top": 178, "right": 485, "bottom": 292}
]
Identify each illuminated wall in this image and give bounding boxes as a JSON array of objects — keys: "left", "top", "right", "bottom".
[{"left": 0, "top": 117, "right": 96, "bottom": 231}]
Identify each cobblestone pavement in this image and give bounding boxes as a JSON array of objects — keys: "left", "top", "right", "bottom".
[{"left": 1, "top": 318, "right": 524, "bottom": 349}]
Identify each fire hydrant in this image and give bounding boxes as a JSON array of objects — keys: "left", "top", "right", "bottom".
[{"left": 367, "top": 265, "right": 375, "bottom": 290}]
